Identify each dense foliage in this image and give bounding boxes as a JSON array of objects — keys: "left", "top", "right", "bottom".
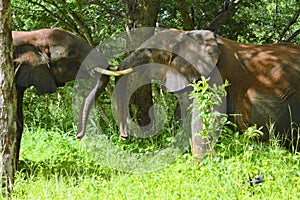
[{"left": 12, "top": 0, "right": 300, "bottom": 43}]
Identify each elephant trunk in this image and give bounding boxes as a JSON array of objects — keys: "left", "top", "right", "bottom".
[
  {"left": 115, "top": 75, "right": 130, "bottom": 140},
  {"left": 77, "top": 75, "right": 109, "bottom": 139},
  {"left": 76, "top": 66, "right": 133, "bottom": 140}
]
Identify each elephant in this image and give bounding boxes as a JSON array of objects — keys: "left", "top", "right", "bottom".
[
  {"left": 12, "top": 28, "right": 132, "bottom": 166},
  {"left": 77, "top": 29, "right": 300, "bottom": 161},
  {"left": 76, "top": 29, "right": 224, "bottom": 160},
  {"left": 115, "top": 30, "right": 224, "bottom": 159}
]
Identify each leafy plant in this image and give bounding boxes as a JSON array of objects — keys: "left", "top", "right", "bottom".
[{"left": 189, "top": 76, "right": 230, "bottom": 138}]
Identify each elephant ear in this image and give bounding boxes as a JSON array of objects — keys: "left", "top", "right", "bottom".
[
  {"left": 14, "top": 46, "right": 57, "bottom": 94},
  {"left": 15, "top": 63, "right": 57, "bottom": 94},
  {"left": 163, "top": 66, "right": 190, "bottom": 92},
  {"left": 138, "top": 60, "right": 190, "bottom": 93}
]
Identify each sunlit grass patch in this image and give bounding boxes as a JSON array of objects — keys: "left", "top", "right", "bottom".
[
  {"left": 12, "top": 124, "right": 300, "bottom": 200},
  {"left": 11, "top": 81, "right": 300, "bottom": 199}
]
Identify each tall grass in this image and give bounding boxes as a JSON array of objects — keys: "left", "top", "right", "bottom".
[{"left": 7, "top": 82, "right": 300, "bottom": 199}]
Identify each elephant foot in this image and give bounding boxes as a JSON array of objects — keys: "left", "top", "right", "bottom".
[
  {"left": 192, "top": 148, "right": 216, "bottom": 163},
  {"left": 192, "top": 136, "right": 216, "bottom": 162},
  {"left": 119, "top": 122, "right": 128, "bottom": 140}
]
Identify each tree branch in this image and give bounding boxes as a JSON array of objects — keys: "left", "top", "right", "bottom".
[
  {"left": 278, "top": 7, "right": 300, "bottom": 41},
  {"left": 46, "top": 0, "right": 88, "bottom": 40},
  {"left": 83, "top": 0, "right": 124, "bottom": 17},
  {"left": 26, "top": 0, "right": 95, "bottom": 46},
  {"left": 285, "top": 29, "right": 300, "bottom": 42},
  {"left": 207, "top": 0, "right": 241, "bottom": 32},
  {"left": 56, "top": 0, "right": 95, "bottom": 46},
  {"left": 26, "top": 0, "right": 77, "bottom": 33}
]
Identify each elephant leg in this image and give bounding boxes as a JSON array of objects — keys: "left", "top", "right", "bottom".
[
  {"left": 191, "top": 97, "right": 216, "bottom": 161},
  {"left": 191, "top": 94, "right": 226, "bottom": 161},
  {"left": 77, "top": 75, "right": 109, "bottom": 139},
  {"left": 16, "top": 87, "right": 25, "bottom": 169},
  {"left": 190, "top": 67, "right": 226, "bottom": 161}
]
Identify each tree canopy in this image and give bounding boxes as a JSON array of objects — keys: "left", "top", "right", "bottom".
[{"left": 11, "top": 0, "right": 300, "bottom": 44}]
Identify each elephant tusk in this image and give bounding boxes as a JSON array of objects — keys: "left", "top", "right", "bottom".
[{"left": 93, "top": 67, "right": 134, "bottom": 76}]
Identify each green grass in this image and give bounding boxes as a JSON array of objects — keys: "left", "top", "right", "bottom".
[
  {"left": 9, "top": 125, "right": 299, "bottom": 200},
  {"left": 6, "top": 84, "right": 300, "bottom": 199}
]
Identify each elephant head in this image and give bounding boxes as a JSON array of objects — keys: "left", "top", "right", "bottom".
[
  {"left": 13, "top": 28, "right": 133, "bottom": 165},
  {"left": 118, "top": 29, "right": 220, "bottom": 88},
  {"left": 13, "top": 28, "right": 111, "bottom": 94}
]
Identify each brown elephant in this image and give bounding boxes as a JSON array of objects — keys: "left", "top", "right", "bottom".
[
  {"left": 12, "top": 28, "right": 131, "bottom": 165},
  {"left": 77, "top": 29, "right": 300, "bottom": 161},
  {"left": 216, "top": 35, "right": 300, "bottom": 151}
]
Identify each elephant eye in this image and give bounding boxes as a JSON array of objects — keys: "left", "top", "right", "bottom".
[
  {"left": 68, "top": 49, "right": 78, "bottom": 57},
  {"left": 205, "top": 45, "right": 214, "bottom": 53},
  {"left": 144, "top": 49, "right": 152, "bottom": 57}
]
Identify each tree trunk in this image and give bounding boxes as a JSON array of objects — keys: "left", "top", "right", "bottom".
[
  {"left": 0, "top": 0, "right": 17, "bottom": 196},
  {"left": 123, "top": 0, "right": 160, "bottom": 29},
  {"left": 177, "top": 0, "right": 194, "bottom": 30},
  {"left": 122, "top": 0, "right": 160, "bottom": 127}
]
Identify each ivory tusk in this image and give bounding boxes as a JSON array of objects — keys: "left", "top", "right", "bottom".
[{"left": 93, "top": 67, "right": 134, "bottom": 76}]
